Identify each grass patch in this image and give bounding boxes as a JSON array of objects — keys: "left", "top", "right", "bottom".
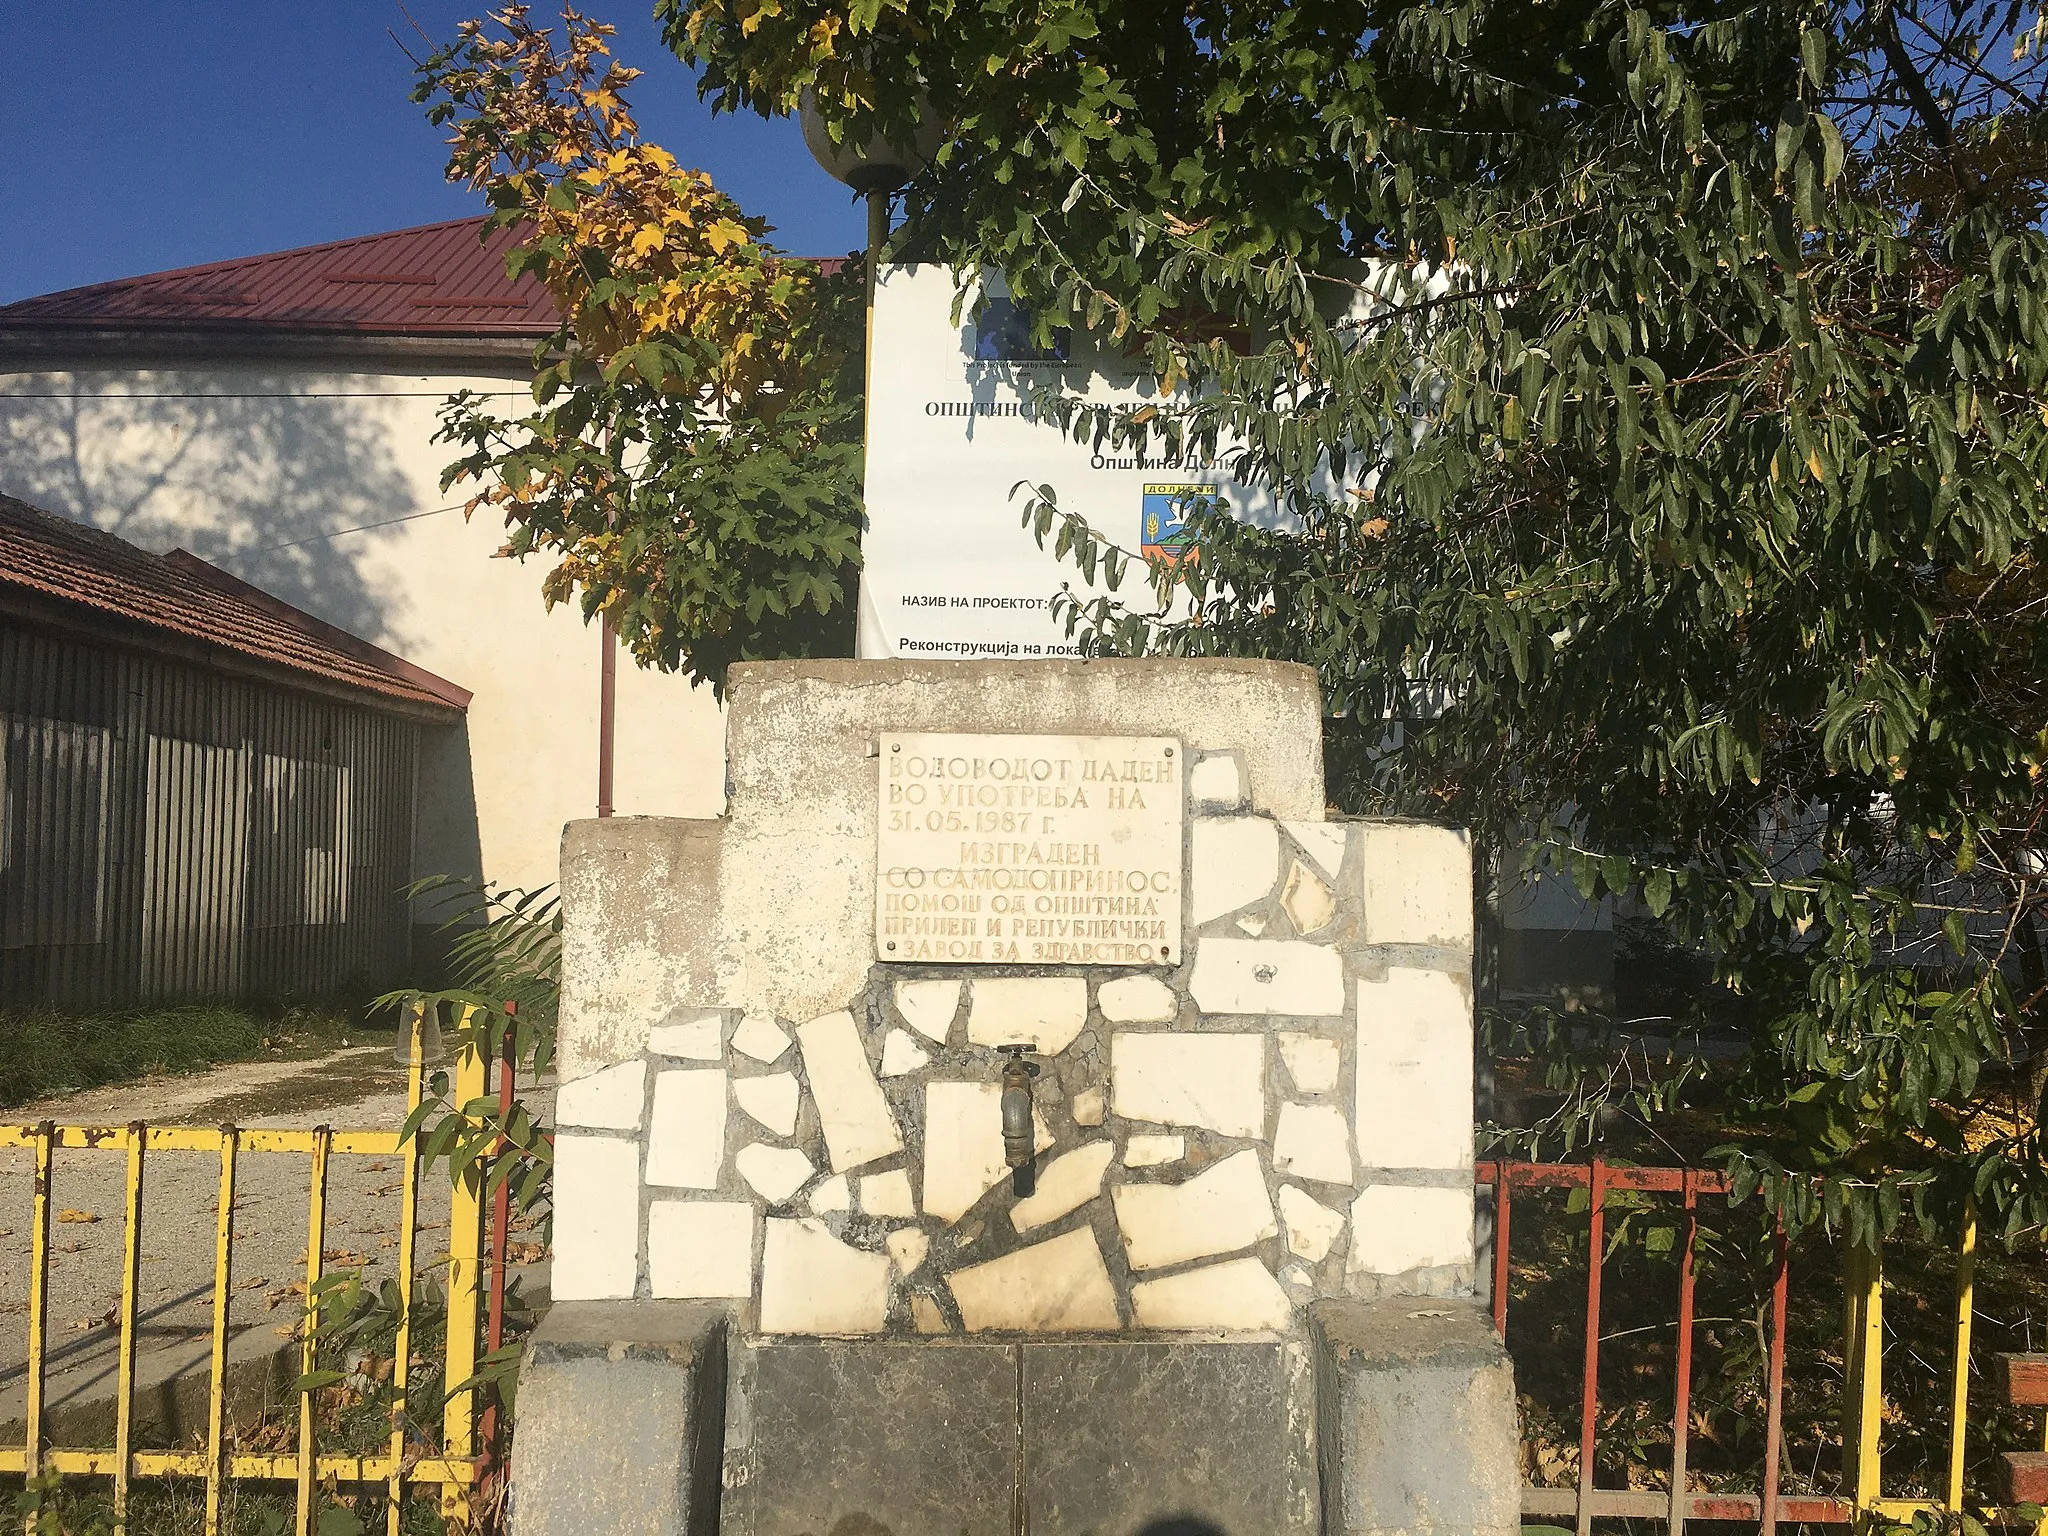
[{"left": 0, "top": 1000, "right": 377, "bottom": 1109}]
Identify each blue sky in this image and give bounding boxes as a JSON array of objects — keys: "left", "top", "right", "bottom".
[{"left": 0, "top": 3, "right": 868, "bottom": 304}]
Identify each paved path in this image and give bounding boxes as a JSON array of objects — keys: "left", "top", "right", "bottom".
[{"left": 0, "top": 1047, "right": 555, "bottom": 1436}]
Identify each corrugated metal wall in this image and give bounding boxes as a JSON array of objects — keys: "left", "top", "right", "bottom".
[{"left": 0, "top": 621, "right": 420, "bottom": 1009}]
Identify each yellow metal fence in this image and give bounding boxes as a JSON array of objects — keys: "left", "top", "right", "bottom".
[{"left": 1, "top": 1010, "right": 490, "bottom": 1536}]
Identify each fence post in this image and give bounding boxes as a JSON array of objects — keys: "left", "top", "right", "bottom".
[
  {"left": 1948, "top": 1204, "right": 1977, "bottom": 1512},
  {"left": 440, "top": 1006, "right": 489, "bottom": 1524},
  {"left": 387, "top": 1002, "right": 426, "bottom": 1536},
  {"left": 1841, "top": 1238, "right": 1885, "bottom": 1521}
]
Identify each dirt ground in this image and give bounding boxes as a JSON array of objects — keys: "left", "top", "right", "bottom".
[{"left": 0, "top": 1045, "right": 555, "bottom": 1434}]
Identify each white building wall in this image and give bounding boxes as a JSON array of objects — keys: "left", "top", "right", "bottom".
[{"left": 0, "top": 362, "right": 728, "bottom": 899}]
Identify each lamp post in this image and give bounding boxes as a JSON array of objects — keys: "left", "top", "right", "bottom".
[{"left": 799, "top": 92, "right": 937, "bottom": 288}]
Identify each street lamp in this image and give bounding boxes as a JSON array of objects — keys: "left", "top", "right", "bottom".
[{"left": 799, "top": 91, "right": 937, "bottom": 285}]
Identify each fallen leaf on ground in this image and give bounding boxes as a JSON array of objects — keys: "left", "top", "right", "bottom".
[
  {"left": 506, "top": 1241, "right": 545, "bottom": 1264},
  {"left": 57, "top": 1209, "right": 98, "bottom": 1224}
]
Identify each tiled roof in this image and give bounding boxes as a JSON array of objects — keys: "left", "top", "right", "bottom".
[
  {"left": 0, "top": 218, "right": 560, "bottom": 337},
  {"left": 0, "top": 494, "right": 469, "bottom": 717}
]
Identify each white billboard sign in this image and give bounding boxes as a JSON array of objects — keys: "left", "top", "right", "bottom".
[{"left": 855, "top": 265, "right": 1272, "bottom": 660}]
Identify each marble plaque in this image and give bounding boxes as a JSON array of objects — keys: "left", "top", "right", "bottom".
[{"left": 877, "top": 732, "right": 1184, "bottom": 965}]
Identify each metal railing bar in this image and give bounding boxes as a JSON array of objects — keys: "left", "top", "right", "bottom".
[
  {"left": 112, "top": 1123, "right": 144, "bottom": 1536},
  {"left": 202, "top": 1128, "right": 237, "bottom": 1536},
  {"left": 295, "top": 1125, "right": 331, "bottom": 1536}
]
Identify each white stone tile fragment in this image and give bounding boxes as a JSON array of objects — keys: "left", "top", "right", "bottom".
[
  {"left": 1355, "top": 969, "right": 1473, "bottom": 1170},
  {"left": 859, "top": 1168, "right": 918, "bottom": 1218},
  {"left": 1123, "top": 1133, "right": 1185, "bottom": 1168},
  {"left": 736, "top": 1143, "right": 815, "bottom": 1204},
  {"left": 648, "top": 1200, "right": 755, "bottom": 1298},
  {"left": 759, "top": 1217, "right": 890, "bottom": 1334},
  {"left": 649, "top": 1010, "right": 723, "bottom": 1061},
  {"left": 1071, "top": 1088, "right": 1106, "bottom": 1126},
  {"left": 967, "top": 977, "right": 1089, "bottom": 1054},
  {"left": 1278, "top": 1184, "right": 1348, "bottom": 1263},
  {"left": 921, "top": 1081, "right": 1053, "bottom": 1223},
  {"left": 549, "top": 1135, "right": 640, "bottom": 1300},
  {"left": 886, "top": 1227, "right": 930, "bottom": 1276},
  {"left": 1356, "top": 823, "right": 1473, "bottom": 948},
  {"left": 1286, "top": 822, "right": 1349, "bottom": 883},
  {"left": 645, "top": 1069, "right": 727, "bottom": 1189},
  {"left": 1189, "top": 938, "right": 1345, "bottom": 1016},
  {"left": 1130, "top": 1257, "right": 1291, "bottom": 1331},
  {"left": 1236, "top": 913, "right": 1269, "bottom": 937},
  {"left": 1097, "top": 974, "right": 1178, "bottom": 1023},
  {"left": 1347, "top": 1185, "right": 1475, "bottom": 1276},
  {"left": 879, "top": 1028, "right": 932, "bottom": 1078},
  {"left": 1281, "top": 860, "right": 1337, "bottom": 936},
  {"left": 1188, "top": 752, "right": 1246, "bottom": 810},
  {"left": 1277, "top": 1033, "right": 1341, "bottom": 1094},
  {"left": 1282, "top": 1262, "right": 1317, "bottom": 1291},
  {"left": 808, "top": 1173, "right": 851, "bottom": 1214},
  {"left": 554, "top": 1061, "right": 647, "bottom": 1131},
  {"left": 796, "top": 1010, "right": 904, "bottom": 1172},
  {"left": 1112, "top": 1148, "right": 1278, "bottom": 1271},
  {"left": 1010, "top": 1142, "right": 1115, "bottom": 1231},
  {"left": 731, "top": 1071, "right": 799, "bottom": 1136},
  {"left": 1274, "top": 1102, "right": 1355, "bottom": 1186},
  {"left": 1190, "top": 817, "right": 1281, "bottom": 925},
  {"left": 730, "top": 1012, "right": 791, "bottom": 1064},
  {"left": 910, "top": 1293, "right": 949, "bottom": 1332},
  {"left": 1110, "top": 1032, "right": 1266, "bottom": 1138},
  {"left": 894, "top": 979, "right": 963, "bottom": 1043},
  {"left": 946, "top": 1228, "right": 1122, "bottom": 1332}
]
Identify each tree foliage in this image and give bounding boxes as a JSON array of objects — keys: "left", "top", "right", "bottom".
[
  {"left": 414, "top": 6, "right": 866, "bottom": 688},
  {"left": 672, "top": 0, "right": 2048, "bottom": 1243}
]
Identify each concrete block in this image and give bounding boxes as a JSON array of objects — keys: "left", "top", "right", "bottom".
[
  {"left": 720, "top": 1336, "right": 1019, "bottom": 1536},
  {"left": 1312, "top": 1297, "right": 1519, "bottom": 1536},
  {"left": 1024, "top": 1338, "right": 1318, "bottom": 1534},
  {"left": 509, "top": 1301, "right": 728, "bottom": 1536}
]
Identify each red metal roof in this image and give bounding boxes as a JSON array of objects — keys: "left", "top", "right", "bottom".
[
  {"left": 0, "top": 218, "right": 561, "bottom": 337},
  {"left": 0, "top": 494, "right": 469, "bottom": 717}
]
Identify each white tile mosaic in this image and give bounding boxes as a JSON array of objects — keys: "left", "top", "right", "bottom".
[
  {"left": 947, "top": 1227, "right": 1122, "bottom": 1332},
  {"left": 647, "top": 1200, "right": 754, "bottom": 1298},
  {"left": 549, "top": 1135, "right": 640, "bottom": 1300},
  {"left": 1097, "top": 973, "right": 1178, "bottom": 1023},
  {"left": 1356, "top": 823, "right": 1473, "bottom": 948},
  {"left": 797, "top": 1010, "right": 904, "bottom": 1172},
  {"left": 1354, "top": 969, "right": 1472, "bottom": 1170},
  {"left": 808, "top": 1173, "right": 851, "bottom": 1214},
  {"left": 736, "top": 1143, "right": 815, "bottom": 1204},
  {"left": 921, "top": 1081, "right": 1053, "bottom": 1222},
  {"left": 967, "top": 977, "right": 1088, "bottom": 1053},
  {"left": 648, "top": 1010, "right": 723, "bottom": 1060},
  {"left": 1109, "top": 1032, "right": 1265, "bottom": 1138},
  {"left": 554, "top": 1061, "right": 647, "bottom": 1132},
  {"left": 1112, "top": 1148, "right": 1277, "bottom": 1271},
  {"left": 894, "top": 978, "right": 962, "bottom": 1043},
  {"left": 879, "top": 1028, "right": 931, "bottom": 1078},
  {"left": 1188, "top": 752, "right": 1246, "bottom": 810},
  {"left": 1190, "top": 818, "right": 1280, "bottom": 924},
  {"left": 1189, "top": 938, "right": 1345, "bottom": 1016},
  {"left": 1009, "top": 1142, "right": 1114, "bottom": 1232},
  {"left": 730, "top": 1012, "right": 791, "bottom": 1064},
  {"left": 1130, "top": 1257, "right": 1291, "bottom": 1331},
  {"left": 1274, "top": 1102, "right": 1354, "bottom": 1186},
  {"left": 1285, "top": 821, "right": 1349, "bottom": 884},
  {"left": 1280, "top": 859, "right": 1337, "bottom": 936},
  {"left": 886, "top": 1227, "right": 930, "bottom": 1276},
  {"left": 859, "top": 1168, "right": 917, "bottom": 1218},
  {"left": 645, "top": 1069, "right": 727, "bottom": 1189},
  {"left": 759, "top": 1217, "right": 890, "bottom": 1334},
  {"left": 1278, "top": 1184, "right": 1347, "bottom": 1263},
  {"left": 1347, "top": 1185, "right": 1475, "bottom": 1277},
  {"left": 731, "top": 1071, "right": 799, "bottom": 1136},
  {"left": 1123, "top": 1133, "right": 1185, "bottom": 1168},
  {"left": 1276, "top": 1032, "right": 1340, "bottom": 1094}
]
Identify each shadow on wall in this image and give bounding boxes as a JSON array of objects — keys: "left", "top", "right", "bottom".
[{"left": 0, "top": 373, "right": 418, "bottom": 647}]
